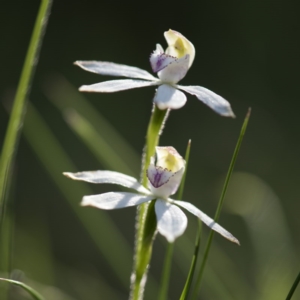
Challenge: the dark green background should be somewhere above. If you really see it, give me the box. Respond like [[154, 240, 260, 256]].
[[0, 0, 299, 299]]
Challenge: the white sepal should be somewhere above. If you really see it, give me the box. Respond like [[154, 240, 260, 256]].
[[63, 170, 150, 194], [155, 199, 187, 243], [177, 85, 235, 118], [82, 192, 154, 210], [172, 200, 240, 245], [79, 79, 159, 93], [74, 61, 158, 81], [154, 84, 187, 110]]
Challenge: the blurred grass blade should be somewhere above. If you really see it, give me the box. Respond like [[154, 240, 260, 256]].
[[177, 140, 191, 201], [179, 220, 202, 300], [22, 103, 132, 287], [225, 172, 298, 299], [175, 233, 253, 299], [0, 0, 52, 216], [158, 241, 174, 300], [43, 74, 140, 176], [63, 109, 136, 175], [0, 278, 45, 300], [158, 140, 192, 300], [286, 271, 300, 300], [192, 108, 251, 299]]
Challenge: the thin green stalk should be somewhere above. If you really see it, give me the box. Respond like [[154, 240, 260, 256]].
[[286, 271, 300, 300], [192, 108, 251, 300], [177, 140, 191, 201], [0, 278, 45, 300], [131, 105, 168, 300], [158, 243, 174, 300], [142, 105, 169, 186], [158, 140, 191, 300], [179, 220, 202, 300], [0, 0, 52, 216]]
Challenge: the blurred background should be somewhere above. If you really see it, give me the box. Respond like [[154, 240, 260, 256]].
[[0, 0, 299, 299]]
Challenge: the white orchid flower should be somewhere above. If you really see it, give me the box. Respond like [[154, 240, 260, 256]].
[[75, 29, 235, 117], [64, 147, 239, 244]]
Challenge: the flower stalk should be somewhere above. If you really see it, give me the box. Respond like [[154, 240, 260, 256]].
[[131, 105, 168, 300]]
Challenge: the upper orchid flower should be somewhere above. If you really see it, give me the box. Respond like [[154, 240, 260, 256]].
[[75, 29, 235, 117], [64, 146, 239, 244]]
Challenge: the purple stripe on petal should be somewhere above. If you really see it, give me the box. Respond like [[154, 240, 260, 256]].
[[150, 52, 178, 73], [147, 165, 174, 188]]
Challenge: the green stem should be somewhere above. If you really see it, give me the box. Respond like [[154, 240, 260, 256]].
[[0, 0, 52, 221], [191, 108, 251, 300], [286, 271, 300, 300], [131, 105, 168, 300], [142, 106, 169, 186], [179, 220, 202, 300], [0, 278, 45, 300]]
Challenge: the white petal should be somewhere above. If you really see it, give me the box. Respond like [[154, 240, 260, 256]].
[[172, 200, 240, 245], [154, 84, 187, 110], [63, 170, 150, 194], [82, 192, 154, 210], [79, 79, 159, 93], [177, 85, 235, 117], [157, 55, 190, 84], [75, 61, 158, 81], [155, 199, 187, 242]]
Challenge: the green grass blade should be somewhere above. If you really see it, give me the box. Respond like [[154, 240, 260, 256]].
[[0, 278, 45, 300], [0, 0, 52, 215], [22, 103, 132, 288], [177, 139, 191, 201], [192, 108, 251, 299], [179, 220, 202, 300], [286, 271, 300, 300], [158, 242, 174, 300], [158, 140, 192, 300]]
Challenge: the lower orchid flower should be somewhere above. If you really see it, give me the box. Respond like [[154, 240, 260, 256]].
[[75, 29, 235, 117], [63, 146, 239, 244]]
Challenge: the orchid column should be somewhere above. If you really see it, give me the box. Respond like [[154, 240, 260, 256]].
[[70, 29, 235, 300]]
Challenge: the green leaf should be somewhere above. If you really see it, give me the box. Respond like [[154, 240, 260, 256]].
[[0, 278, 45, 300]]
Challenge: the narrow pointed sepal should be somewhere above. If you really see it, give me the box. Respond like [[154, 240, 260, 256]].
[[82, 192, 155, 210], [74, 61, 158, 81], [177, 85, 235, 117], [63, 170, 150, 194], [172, 200, 240, 245], [79, 79, 159, 93]]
